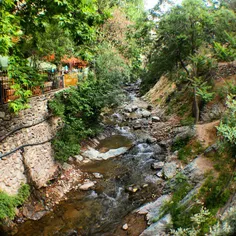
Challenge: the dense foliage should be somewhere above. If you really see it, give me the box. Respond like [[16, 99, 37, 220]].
[[1, 0, 146, 111], [141, 0, 236, 122], [49, 46, 131, 162]]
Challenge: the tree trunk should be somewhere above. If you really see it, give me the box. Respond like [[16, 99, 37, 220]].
[[193, 87, 199, 124]]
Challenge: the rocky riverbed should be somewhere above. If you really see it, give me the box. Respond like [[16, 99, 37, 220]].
[[1, 82, 216, 236]]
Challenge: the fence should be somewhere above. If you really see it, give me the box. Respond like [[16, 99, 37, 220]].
[[0, 73, 64, 104]]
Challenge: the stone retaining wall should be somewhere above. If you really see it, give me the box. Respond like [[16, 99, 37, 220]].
[[0, 91, 63, 195], [0, 150, 27, 195]]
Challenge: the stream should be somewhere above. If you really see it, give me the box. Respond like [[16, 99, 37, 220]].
[[10, 83, 166, 236]]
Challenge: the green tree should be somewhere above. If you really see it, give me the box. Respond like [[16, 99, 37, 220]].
[[0, 0, 19, 55], [142, 0, 235, 121]]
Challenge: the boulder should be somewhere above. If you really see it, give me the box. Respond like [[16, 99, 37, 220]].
[[153, 144, 163, 155], [163, 162, 177, 179], [136, 195, 171, 224], [172, 126, 196, 143], [152, 161, 164, 170], [141, 110, 151, 118], [82, 147, 129, 161], [79, 180, 95, 190], [140, 214, 172, 236]]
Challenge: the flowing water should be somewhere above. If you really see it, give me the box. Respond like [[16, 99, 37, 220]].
[[9, 84, 165, 236]]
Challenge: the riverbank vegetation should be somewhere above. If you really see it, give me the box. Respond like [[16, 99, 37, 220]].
[[1, 0, 236, 234], [0, 184, 30, 220], [140, 0, 236, 235]]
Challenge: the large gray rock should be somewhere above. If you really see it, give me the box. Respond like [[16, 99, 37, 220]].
[[136, 195, 171, 225], [153, 144, 163, 155], [182, 158, 205, 184], [152, 161, 165, 170], [163, 162, 177, 179], [201, 103, 224, 122], [79, 180, 95, 190], [141, 110, 151, 118], [82, 147, 129, 161], [140, 214, 172, 236], [172, 126, 196, 143]]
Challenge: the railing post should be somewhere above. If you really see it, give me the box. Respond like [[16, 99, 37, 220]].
[[0, 79, 3, 105]]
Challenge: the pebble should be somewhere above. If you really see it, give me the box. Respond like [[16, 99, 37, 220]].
[[122, 223, 128, 230], [156, 171, 163, 178], [93, 173, 103, 179], [152, 116, 160, 122], [142, 184, 149, 188]]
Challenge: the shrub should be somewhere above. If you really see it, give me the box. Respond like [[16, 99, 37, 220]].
[[0, 184, 30, 220], [213, 42, 235, 62], [217, 95, 236, 149], [49, 46, 131, 162]]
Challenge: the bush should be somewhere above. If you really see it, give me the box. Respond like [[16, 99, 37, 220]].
[[0, 184, 30, 220], [49, 46, 131, 162], [213, 41, 236, 62], [217, 95, 236, 149]]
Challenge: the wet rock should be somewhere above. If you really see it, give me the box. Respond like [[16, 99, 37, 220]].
[[156, 171, 163, 178], [146, 136, 157, 144], [140, 214, 172, 236], [133, 122, 142, 130], [144, 175, 163, 184], [82, 147, 129, 161], [79, 180, 95, 190], [100, 147, 129, 160], [152, 161, 164, 170], [82, 148, 100, 160], [122, 223, 128, 230], [152, 116, 160, 122], [22, 205, 47, 220], [141, 110, 151, 118], [74, 155, 83, 162], [93, 173, 103, 179], [163, 162, 177, 179], [126, 185, 140, 193]]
